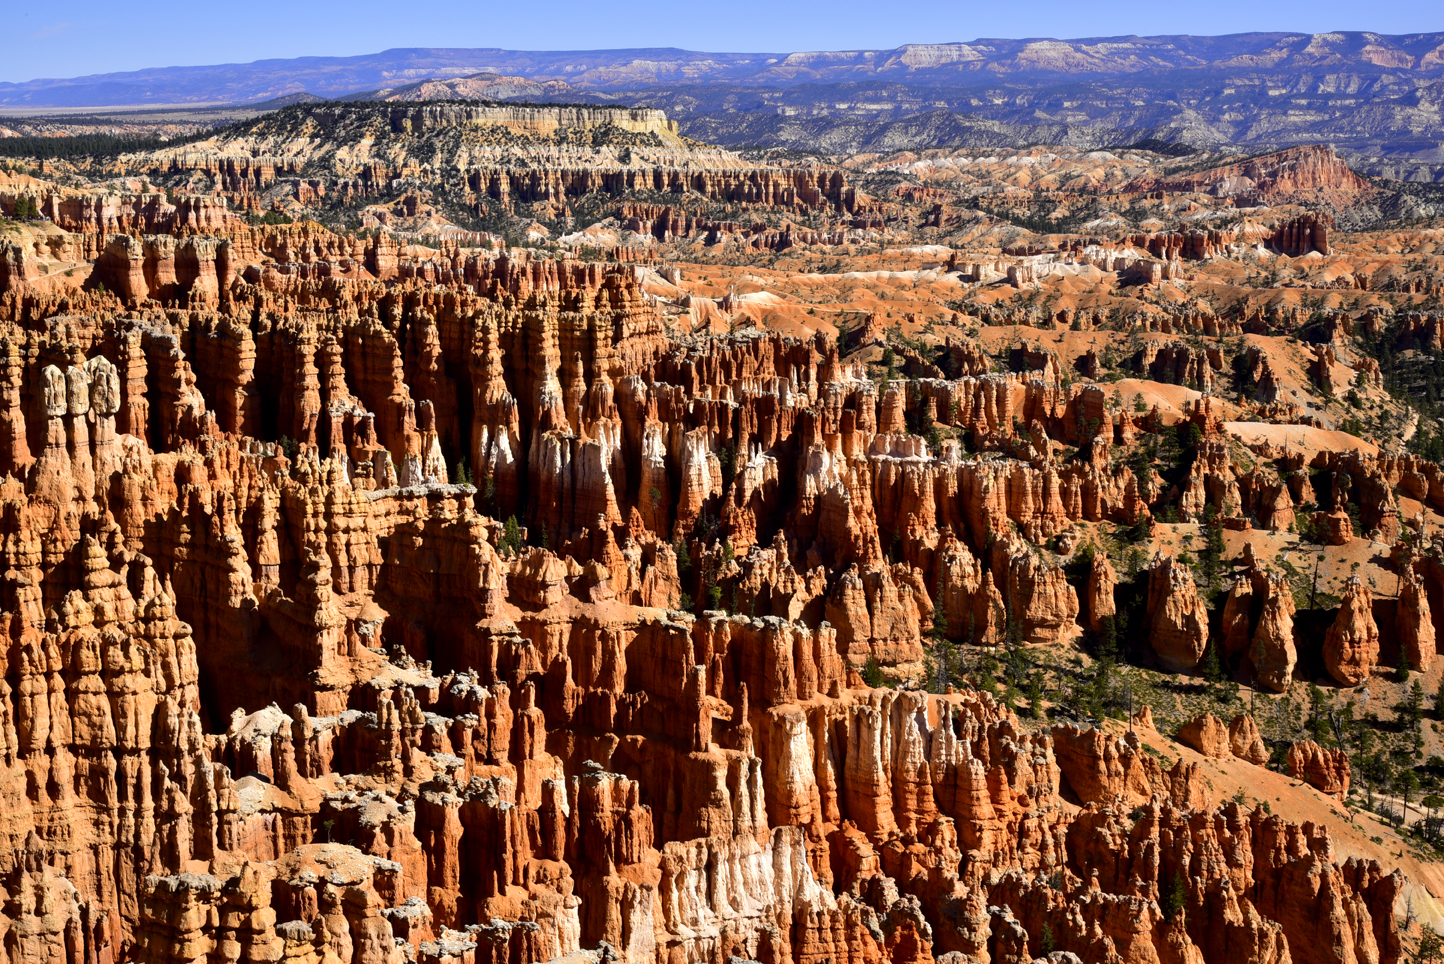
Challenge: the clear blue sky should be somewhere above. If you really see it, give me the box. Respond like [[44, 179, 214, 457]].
[[6, 0, 1442, 84]]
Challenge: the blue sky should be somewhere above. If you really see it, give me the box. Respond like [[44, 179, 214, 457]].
[[6, 0, 1442, 84]]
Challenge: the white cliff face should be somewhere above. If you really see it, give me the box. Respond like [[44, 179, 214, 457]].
[[769, 708, 818, 828], [473, 420, 517, 485], [637, 420, 671, 531], [656, 824, 832, 962], [526, 429, 624, 536], [618, 879, 657, 963], [534, 349, 568, 433], [800, 440, 846, 505], [399, 453, 425, 487], [421, 433, 449, 484], [593, 417, 628, 506], [675, 429, 722, 535]]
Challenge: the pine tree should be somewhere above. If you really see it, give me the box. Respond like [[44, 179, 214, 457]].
[[1199, 505, 1225, 594], [1162, 872, 1187, 923], [1407, 680, 1426, 725], [1185, 422, 1203, 450], [929, 566, 956, 693], [1099, 614, 1120, 665], [862, 656, 886, 689], [931, 640, 956, 694], [675, 538, 692, 579], [1397, 769, 1420, 826], [1419, 926, 1443, 964], [1039, 923, 1055, 957], [717, 444, 735, 492], [932, 602, 949, 642], [976, 654, 999, 696], [1027, 673, 1046, 720], [1202, 641, 1225, 694], [931, 565, 950, 643], [501, 516, 522, 556]]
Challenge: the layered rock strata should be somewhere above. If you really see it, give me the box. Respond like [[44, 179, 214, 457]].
[[0, 220, 1409, 964]]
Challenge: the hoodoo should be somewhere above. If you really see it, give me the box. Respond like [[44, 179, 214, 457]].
[[0, 32, 1438, 963]]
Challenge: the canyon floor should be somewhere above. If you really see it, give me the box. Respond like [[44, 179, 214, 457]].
[[0, 100, 1441, 964]]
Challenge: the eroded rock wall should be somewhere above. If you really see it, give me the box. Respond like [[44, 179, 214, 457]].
[[0, 224, 1405, 964]]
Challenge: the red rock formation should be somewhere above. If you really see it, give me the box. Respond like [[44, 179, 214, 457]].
[[1124, 145, 1369, 206], [1250, 571, 1297, 693], [1229, 713, 1269, 766], [0, 210, 1405, 964], [1396, 568, 1435, 672], [1052, 724, 1209, 809], [1085, 549, 1117, 633], [1220, 575, 1255, 659], [1146, 555, 1210, 671], [0, 240, 41, 298], [1178, 712, 1229, 758], [1288, 740, 1351, 800], [1323, 577, 1379, 686]]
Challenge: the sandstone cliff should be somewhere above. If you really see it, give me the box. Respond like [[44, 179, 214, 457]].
[[0, 206, 1412, 964]]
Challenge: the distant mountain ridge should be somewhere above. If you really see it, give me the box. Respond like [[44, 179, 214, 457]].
[[6, 34, 1444, 181], [325, 55, 1444, 181], [4, 33, 1444, 107]]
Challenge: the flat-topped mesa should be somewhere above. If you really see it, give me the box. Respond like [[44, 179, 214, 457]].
[[155, 152, 302, 192], [107, 101, 858, 216], [1052, 215, 1334, 264], [388, 102, 681, 139], [618, 202, 859, 247]]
